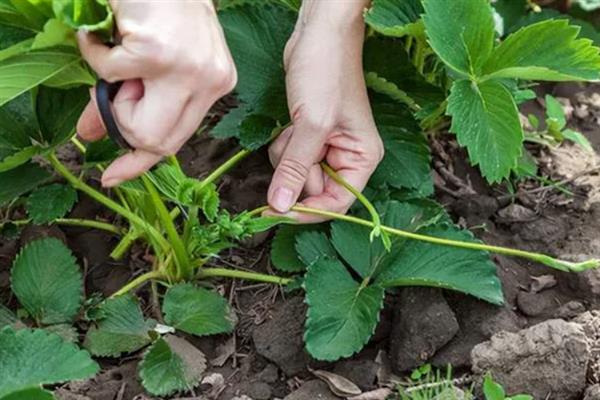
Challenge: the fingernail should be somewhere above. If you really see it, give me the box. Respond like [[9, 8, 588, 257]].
[[271, 187, 294, 212]]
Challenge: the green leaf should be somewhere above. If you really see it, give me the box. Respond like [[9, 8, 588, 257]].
[[0, 91, 40, 161], [45, 323, 78, 343], [493, 0, 527, 34], [447, 79, 523, 183], [304, 258, 385, 361], [423, 0, 496, 76], [503, 8, 600, 46], [513, 150, 538, 178], [9, 0, 52, 31], [0, 327, 99, 397], [330, 201, 446, 279], [163, 283, 235, 336], [52, 0, 113, 35], [364, 0, 424, 37], [483, 373, 506, 400], [0, 162, 50, 205], [84, 295, 154, 357], [0, 304, 17, 328], [0, 0, 40, 33], [0, 146, 40, 172], [363, 37, 445, 110], [370, 94, 432, 190], [0, 162, 50, 206], [239, 113, 277, 150], [271, 224, 319, 273], [147, 163, 220, 220], [295, 230, 337, 267], [562, 129, 594, 152], [376, 224, 503, 305], [36, 85, 89, 145], [483, 20, 600, 81], [0, 387, 55, 400], [211, 103, 249, 140], [84, 138, 120, 165], [219, 3, 294, 121], [510, 396, 533, 400], [32, 18, 76, 49], [138, 335, 207, 397], [26, 184, 78, 224], [545, 95, 566, 130], [0, 47, 91, 106], [11, 238, 82, 324]]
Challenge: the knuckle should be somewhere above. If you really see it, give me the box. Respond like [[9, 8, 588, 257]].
[[277, 158, 310, 185]]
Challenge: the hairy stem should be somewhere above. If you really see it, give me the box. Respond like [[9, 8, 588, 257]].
[[199, 122, 291, 188], [289, 205, 599, 273], [54, 218, 123, 235], [200, 149, 250, 188], [111, 270, 166, 297], [321, 163, 391, 249], [197, 267, 292, 285], [248, 204, 598, 273], [141, 175, 190, 280], [48, 153, 170, 252]]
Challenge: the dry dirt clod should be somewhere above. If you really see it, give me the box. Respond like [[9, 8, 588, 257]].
[[584, 384, 600, 400], [471, 319, 589, 400], [283, 380, 339, 400], [530, 274, 557, 293], [252, 297, 310, 376], [310, 368, 362, 397], [390, 288, 459, 373]]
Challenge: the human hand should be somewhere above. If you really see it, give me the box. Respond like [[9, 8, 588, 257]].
[[267, 1, 383, 222], [76, 0, 237, 187]]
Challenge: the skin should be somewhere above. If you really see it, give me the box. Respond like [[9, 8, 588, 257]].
[[77, 0, 382, 223]]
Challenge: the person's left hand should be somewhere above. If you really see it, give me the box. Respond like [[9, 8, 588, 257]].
[[266, 3, 383, 222]]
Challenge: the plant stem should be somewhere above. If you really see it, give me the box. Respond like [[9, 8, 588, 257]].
[[69, 136, 130, 209], [199, 122, 291, 188], [200, 149, 250, 188], [54, 218, 123, 235], [197, 267, 292, 285], [141, 175, 190, 280], [321, 162, 390, 249], [48, 153, 170, 252], [110, 229, 140, 259], [111, 270, 166, 297], [287, 205, 599, 273]]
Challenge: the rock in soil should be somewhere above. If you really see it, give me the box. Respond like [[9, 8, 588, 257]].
[[332, 359, 378, 391], [575, 311, 600, 384], [283, 380, 339, 400], [390, 288, 459, 372], [431, 295, 525, 369], [471, 319, 589, 400], [516, 289, 559, 318], [253, 296, 310, 376], [584, 384, 600, 400]]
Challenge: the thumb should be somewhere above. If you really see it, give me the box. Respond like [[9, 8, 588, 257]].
[[268, 122, 325, 212]]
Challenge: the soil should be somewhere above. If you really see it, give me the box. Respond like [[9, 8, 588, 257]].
[[2, 84, 600, 400]]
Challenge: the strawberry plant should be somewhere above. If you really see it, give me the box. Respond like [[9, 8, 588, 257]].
[[0, 0, 600, 397]]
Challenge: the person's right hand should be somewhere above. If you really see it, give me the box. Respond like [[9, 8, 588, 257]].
[[77, 0, 237, 187]]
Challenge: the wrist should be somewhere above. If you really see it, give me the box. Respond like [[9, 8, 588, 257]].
[[299, 0, 369, 31]]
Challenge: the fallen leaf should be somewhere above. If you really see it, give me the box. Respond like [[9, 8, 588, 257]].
[[311, 368, 362, 397], [211, 336, 235, 367], [348, 388, 393, 400]]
